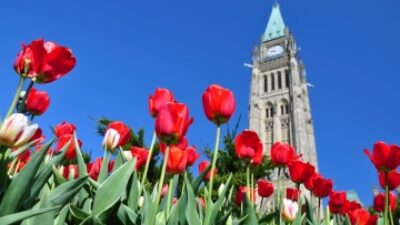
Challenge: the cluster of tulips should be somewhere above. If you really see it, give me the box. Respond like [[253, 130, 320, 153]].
[[0, 38, 398, 225]]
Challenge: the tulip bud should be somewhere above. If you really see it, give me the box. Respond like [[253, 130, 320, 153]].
[[102, 128, 120, 151], [138, 196, 145, 208], [0, 113, 39, 147], [121, 150, 133, 161], [218, 183, 226, 197], [25, 88, 50, 115], [281, 198, 299, 223], [102, 121, 131, 152], [161, 184, 169, 197], [202, 84, 236, 125]]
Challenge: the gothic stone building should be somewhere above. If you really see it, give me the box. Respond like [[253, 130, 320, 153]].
[[248, 4, 318, 210]]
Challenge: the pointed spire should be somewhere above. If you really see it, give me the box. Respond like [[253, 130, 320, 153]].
[[262, 4, 286, 42]]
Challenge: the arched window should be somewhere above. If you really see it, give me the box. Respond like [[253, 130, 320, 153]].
[[266, 103, 274, 119], [271, 73, 275, 91], [264, 75, 268, 93], [281, 99, 289, 115], [278, 71, 282, 89], [280, 105, 284, 115], [285, 70, 290, 88]]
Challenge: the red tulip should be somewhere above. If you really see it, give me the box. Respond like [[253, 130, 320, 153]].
[[87, 157, 114, 180], [166, 146, 188, 174], [198, 197, 206, 209], [14, 39, 76, 83], [234, 130, 263, 166], [155, 102, 193, 145], [288, 160, 315, 184], [103, 121, 131, 151], [198, 160, 217, 181], [286, 188, 300, 202], [257, 179, 274, 198], [328, 191, 347, 214], [8, 149, 31, 173], [130, 146, 149, 170], [342, 200, 362, 214], [312, 176, 333, 198], [159, 137, 188, 154], [202, 84, 235, 125], [348, 209, 378, 225], [304, 172, 322, 191], [235, 186, 256, 206], [55, 134, 82, 160], [61, 164, 78, 180], [364, 141, 400, 172], [373, 192, 397, 212], [25, 88, 50, 115], [186, 146, 200, 166], [149, 88, 174, 118], [54, 122, 76, 138], [379, 170, 400, 190], [270, 142, 299, 167], [161, 184, 169, 197]]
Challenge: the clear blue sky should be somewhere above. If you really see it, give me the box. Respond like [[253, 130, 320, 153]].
[[1, 0, 399, 206]]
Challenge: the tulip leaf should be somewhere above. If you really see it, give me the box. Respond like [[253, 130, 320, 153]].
[[117, 204, 138, 225], [52, 166, 68, 185], [97, 150, 111, 183], [242, 194, 258, 225], [74, 134, 88, 178], [127, 171, 140, 209], [9, 139, 39, 160], [205, 173, 232, 225], [92, 160, 135, 216], [185, 175, 202, 225], [191, 164, 210, 192], [70, 204, 91, 223], [304, 197, 317, 225], [0, 206, 59, 225], [0, 140, 53, 216], [55, 205, 70, 225], [112, 150, 125, 173]]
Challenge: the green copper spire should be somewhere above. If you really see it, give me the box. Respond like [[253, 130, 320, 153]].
[[262, 4, 286, 42]]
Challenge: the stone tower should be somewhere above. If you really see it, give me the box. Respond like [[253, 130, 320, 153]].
[[248, 4, 318, 210]]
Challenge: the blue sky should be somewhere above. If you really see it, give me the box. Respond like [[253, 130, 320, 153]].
[[1, 0, 399, 205]]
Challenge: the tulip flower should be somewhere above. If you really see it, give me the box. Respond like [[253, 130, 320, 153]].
[[234, 130, 263, 166], [235, 186, 256, 206], [312, 176, 333, 198], [87, 157, 113, 180], [364, 141, 400, 172], [186, 146, 200, 167], [342, 200, 362, 214], [304, 172, 322, 191], [270, 142, 299, 167], [373, 192, 396, 212], [379, 170, 400, 190], [0, 113, 39, 147], [25, 88, 50, 115], [54, 122, 76, 138], [198, 197, 206, 209], [281, 198, 299, 223], [159, 137, 188, 154], [161, 184, 169, 197], [102, 121, 131, 151], [166, 146, 188, 174], [155, 102, 193, 145], [55, 134, 82, 160], [257, 179, 274, 198], [149, 88, 174, 118], [130, 146, 149, 170], [286, 188, 301, 202], [288, 160, 315, 184], [348, 209, 378, 225], [14, 39, 76, 83], [8, 149, 31, 173], [199, 160, 217, 181], [202, 84, 235, 125], [61, 164, 79, 180], [218, 183, 226, 197], [328, 191, 347, 214]]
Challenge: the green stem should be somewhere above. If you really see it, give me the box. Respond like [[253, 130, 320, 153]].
[[260, 197, 264, 212], [6, 77, 25, 118], [317, 198, 321, 224], [18, 80, 34, 113], [384, 172, 389, 225], [138, 132, 157, 198], [207, 126, 221, 203], [98, 150, 111, 183], [246, 166, 251, 200], [165, 177, 174, 220], [251, 171, 255, 206]]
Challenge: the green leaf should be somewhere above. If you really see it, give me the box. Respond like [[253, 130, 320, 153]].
[[55, 205, 70, 225], [70, 204, 91, 223], [127, 171, 140, 209], [185, 175, 202, 225], [305, 197, 317, 225], [74, 134, 88, 178], [243, 194, 258, 225], [0, 140, 53, 216], [97, 150, 111, 183], [205, 174, 233, 225], [191, 164, 210, 192], [117, 204, 138, 225], [9, 139, 39, 160], [92, 160, 135, 216], [0, 206, 59, 225]]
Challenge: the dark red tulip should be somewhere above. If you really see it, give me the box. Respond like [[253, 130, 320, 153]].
[[328, 191, 347, 214], [149, 88, 174, 118], [198, 160, 217, 181], [364, 141, 400, 172], [288, 160, 315, 184], [166, 146, 188, 174], [159, 137, 188, 154], [186, 146, 200, 167], [257, 179, 274, 198], [348, 209, 378, 225], [55, 134, 82, 160], [155, 102, 193, 145], [304, 172, 322, 191], [379, 170, 400, 190], [286, 188, 300, 202], [235, 186, 256, 206], [87, 157, 114, 180], [342, 200, 362, 214], [312, 176, 333, 198], [202, 84, 235, 125], [25, 88, 50, 115], [130, 146, 149, 170], [270, 142, 299, 167], [14, 39, 76, 83], [54, 122, 76, 138], [373, 192, 396, 212], [234, 130, 263, 166]]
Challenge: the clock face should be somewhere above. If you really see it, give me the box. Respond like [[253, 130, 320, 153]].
[[266, 45, 284, 57]]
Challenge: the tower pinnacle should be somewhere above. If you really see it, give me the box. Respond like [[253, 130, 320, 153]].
[[262, 4, 286, 42]]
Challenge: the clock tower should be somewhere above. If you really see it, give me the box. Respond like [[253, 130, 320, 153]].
[[248, 4, 318, 210]]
